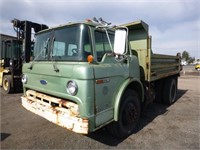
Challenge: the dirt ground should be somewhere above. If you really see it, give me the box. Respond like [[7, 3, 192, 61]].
[[1, 66, 200, 149]]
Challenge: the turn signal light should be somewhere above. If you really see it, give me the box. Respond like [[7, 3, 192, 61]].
[[87, 55, 94, 63]]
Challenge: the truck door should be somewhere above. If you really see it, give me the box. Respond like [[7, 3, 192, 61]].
[[93, 30, 129, 127]]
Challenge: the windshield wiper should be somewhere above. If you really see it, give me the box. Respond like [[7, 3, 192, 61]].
[[50, 37, 59, 72], [28, 38, 50, 69]]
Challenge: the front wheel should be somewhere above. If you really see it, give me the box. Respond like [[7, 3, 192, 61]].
[[107, 89, 141, 138], [2, 75, 13, 94]]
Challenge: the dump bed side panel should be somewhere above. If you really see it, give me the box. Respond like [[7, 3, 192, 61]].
[[148, 53, 181, 82]]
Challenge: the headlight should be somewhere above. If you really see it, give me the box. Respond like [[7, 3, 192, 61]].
[[9, 60, 13, 66], [66, 80, 78, 95], [21, 74, 28, 84]]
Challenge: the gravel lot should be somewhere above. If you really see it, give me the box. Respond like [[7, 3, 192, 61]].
[[1, 66, 200, 149]]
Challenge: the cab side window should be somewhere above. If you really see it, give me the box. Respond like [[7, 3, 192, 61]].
[[94, 31, 114, 61]]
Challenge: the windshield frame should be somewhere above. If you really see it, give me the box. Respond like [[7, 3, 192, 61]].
[[33, 24, 92, 62]]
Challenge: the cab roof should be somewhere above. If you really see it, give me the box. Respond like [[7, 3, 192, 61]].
[[36, 20, 102, 34], [37, 19, 149, 34]]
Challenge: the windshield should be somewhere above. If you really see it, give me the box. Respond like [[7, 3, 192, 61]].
[[33, 24, 91, 61]]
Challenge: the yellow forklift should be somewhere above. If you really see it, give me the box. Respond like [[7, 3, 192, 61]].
[[0, 34, 22, 93], [0, 19, 48, 94]]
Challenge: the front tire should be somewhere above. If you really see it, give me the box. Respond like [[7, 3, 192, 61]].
[[107, 89, 141, 138], [2, 75, 13, 94]]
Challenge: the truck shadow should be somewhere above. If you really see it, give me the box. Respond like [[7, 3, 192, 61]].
[[12, 86, 23, 93], [1, 133, 11, 141], [87, 89, 188, 146]]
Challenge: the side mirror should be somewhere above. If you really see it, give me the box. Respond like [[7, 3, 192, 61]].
[[114, 29, 127, 55]]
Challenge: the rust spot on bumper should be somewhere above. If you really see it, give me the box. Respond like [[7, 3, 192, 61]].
[[21, 90, 88, 134]]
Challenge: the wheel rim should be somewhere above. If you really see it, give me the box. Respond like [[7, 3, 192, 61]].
[[122, 102, 137, 128], [3, 79, 8, 91], [171, 81, 176, 103]]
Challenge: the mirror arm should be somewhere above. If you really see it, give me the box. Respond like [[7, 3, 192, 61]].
[[115, 54, 128, 63], [105, 29, 113, 51]]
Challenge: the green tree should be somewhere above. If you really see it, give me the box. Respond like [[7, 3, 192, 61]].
[[182, 51, 190, 61], [188, 57, 195, 64]]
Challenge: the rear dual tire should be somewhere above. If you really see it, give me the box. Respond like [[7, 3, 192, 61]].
[[163, 78, 177, 105], [155, 77, 177, 105]]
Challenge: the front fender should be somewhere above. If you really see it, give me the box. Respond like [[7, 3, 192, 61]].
[[113, 78, 144, 121]]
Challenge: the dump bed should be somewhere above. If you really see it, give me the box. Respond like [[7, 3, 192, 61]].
[[123, 21, 181, 82]]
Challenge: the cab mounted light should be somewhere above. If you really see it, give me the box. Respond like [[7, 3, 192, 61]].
[[85, 19, 92, 22]]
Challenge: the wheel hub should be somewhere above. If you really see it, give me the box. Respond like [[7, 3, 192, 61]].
[[123, 103, 137, 125], [3, 80, 8, 91]]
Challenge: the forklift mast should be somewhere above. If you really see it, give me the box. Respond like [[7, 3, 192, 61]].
[[11, 19, 48, 62]]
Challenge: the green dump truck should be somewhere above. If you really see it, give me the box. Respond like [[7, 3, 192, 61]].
[[21, 19, 181, 138]]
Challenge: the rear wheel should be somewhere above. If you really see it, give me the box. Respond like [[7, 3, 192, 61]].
[[2, 75, 13, 94], [163, 77, 177, 105], [107, 89, 141, 138]]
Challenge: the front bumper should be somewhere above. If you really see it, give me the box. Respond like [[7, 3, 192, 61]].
[[21, 90, 88, 134]]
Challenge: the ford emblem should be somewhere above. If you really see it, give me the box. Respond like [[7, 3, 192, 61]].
[[40, 80, 47, 85]]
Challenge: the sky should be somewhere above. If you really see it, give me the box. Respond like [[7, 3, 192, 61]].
[[0, 0, 199, 58]]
